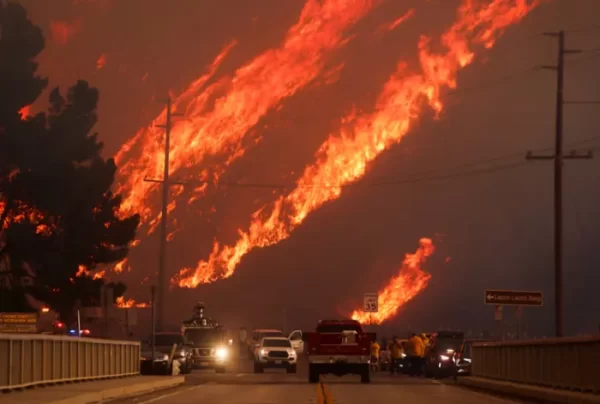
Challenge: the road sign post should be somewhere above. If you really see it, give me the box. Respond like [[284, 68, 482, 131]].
[[363, 293, 378, 325], [494, 305, 503, 321]]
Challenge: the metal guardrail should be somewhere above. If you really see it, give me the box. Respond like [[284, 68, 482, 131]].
[[471, 336, 600, 392], [0, 333, 140, 391]]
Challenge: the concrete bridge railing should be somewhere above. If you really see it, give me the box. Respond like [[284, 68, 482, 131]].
[[471, 335, 600, 393], [0, 333, 140, 391]]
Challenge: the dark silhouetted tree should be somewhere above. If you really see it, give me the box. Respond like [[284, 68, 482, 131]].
[[0, 2, 139, 322]]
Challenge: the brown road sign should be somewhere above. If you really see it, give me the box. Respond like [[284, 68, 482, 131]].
[[0, 312, 38, 333], [484, 290, 543, 306]]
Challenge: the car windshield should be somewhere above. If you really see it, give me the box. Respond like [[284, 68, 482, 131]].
[[435, 338, 463, 352], [263, 339, 291, 348], [317, 324, 361, 333], [261, 331, 282, 338], [184, 329, 222, 345], [154, 334, 184, 346]]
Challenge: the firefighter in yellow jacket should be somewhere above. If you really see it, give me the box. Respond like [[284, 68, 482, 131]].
[[370, 340, 381, 371], [405, 333, 425, 376], [389, 336, 404, 374]]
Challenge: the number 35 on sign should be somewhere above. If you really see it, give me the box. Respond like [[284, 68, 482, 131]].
[[363, 293, 378, 313]]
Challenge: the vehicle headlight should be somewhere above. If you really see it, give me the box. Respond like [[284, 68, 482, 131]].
[[440, 354, 450, 361], [401, 353, 406, 358], [216, 347, 228, 359], [288, 349, 296, 356], [446, 349, 454, 354], [463, 358, 471, 363], [154, 354, 169, 361], [260, 349, 268, 356]]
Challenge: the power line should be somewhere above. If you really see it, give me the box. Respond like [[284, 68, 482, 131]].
[[199, 135, 599, 190], [564, 24, 600, 34]]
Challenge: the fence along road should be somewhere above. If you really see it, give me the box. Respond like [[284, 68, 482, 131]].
[[0, 332, 140, 391]]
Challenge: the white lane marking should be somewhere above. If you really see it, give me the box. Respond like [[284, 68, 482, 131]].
[[429, 379, 443, 385], [236, 373, 246, 377], [138, 385, 202, 404]]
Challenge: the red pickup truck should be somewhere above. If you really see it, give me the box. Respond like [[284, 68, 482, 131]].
[[305, 319, 375, 383]]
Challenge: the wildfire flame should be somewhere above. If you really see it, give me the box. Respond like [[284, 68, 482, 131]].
[[174, 0, 540, 288], [115, 296, 149, 308], [18, 105, 31, 120], [351, 238, 435, 324], [114, 0, 379, 229], [113, 258, 129, 273]]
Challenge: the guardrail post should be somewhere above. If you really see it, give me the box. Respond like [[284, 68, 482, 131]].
[[20, 339, 24, 385], [31, 339, 35, 384], [8, 339, 13, 387]]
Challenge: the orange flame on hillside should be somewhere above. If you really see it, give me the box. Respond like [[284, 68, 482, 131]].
[[174, 0, 540, 288], [351, 238, 435, 324], [115, 296, 150, 308], [113, 258, 129, 273], [115, 0, 379, 228], [92, 270, 105, 280]]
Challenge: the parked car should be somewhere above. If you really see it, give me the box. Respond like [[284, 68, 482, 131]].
[[141, 332, 193, 374]]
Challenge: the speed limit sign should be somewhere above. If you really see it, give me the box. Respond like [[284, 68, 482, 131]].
[[363, 293, 378, 313]]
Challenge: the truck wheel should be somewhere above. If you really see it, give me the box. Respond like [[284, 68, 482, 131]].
[[287, 364, 297, 374], [360, 366, 370, 384], [308, 364, 319, 383], [216, 366, 226, 374]]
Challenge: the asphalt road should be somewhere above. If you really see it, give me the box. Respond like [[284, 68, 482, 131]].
[[113, 355, 525, 404]]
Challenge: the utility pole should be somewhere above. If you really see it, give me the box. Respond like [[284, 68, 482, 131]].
[[144, 97, 183, 331], [526, 31, 592, 338], [151, 285, 156, 359]]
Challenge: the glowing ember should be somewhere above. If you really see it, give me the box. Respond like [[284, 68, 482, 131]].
[[18, 105, 31, 120], [385, 8, 416, 32], [113, 258, 129, 273], [76, 264, 89, 277], [96, 54, 107, 69], [351, 238, 435, 324], [115, 0, 379, 228], [174, 0, 540, 288], [115, 296, 150, 308], [92, 270, 105, 280]]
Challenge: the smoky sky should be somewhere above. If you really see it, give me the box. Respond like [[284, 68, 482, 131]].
[[15, 0, 600, 337]]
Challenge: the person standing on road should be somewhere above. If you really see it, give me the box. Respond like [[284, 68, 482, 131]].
[[239, 326, 247, 355], [406, 333, 425, 376], [390, 336, 403, 375], [419, 333, 430, 371], [370, 340, 381, 372]]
